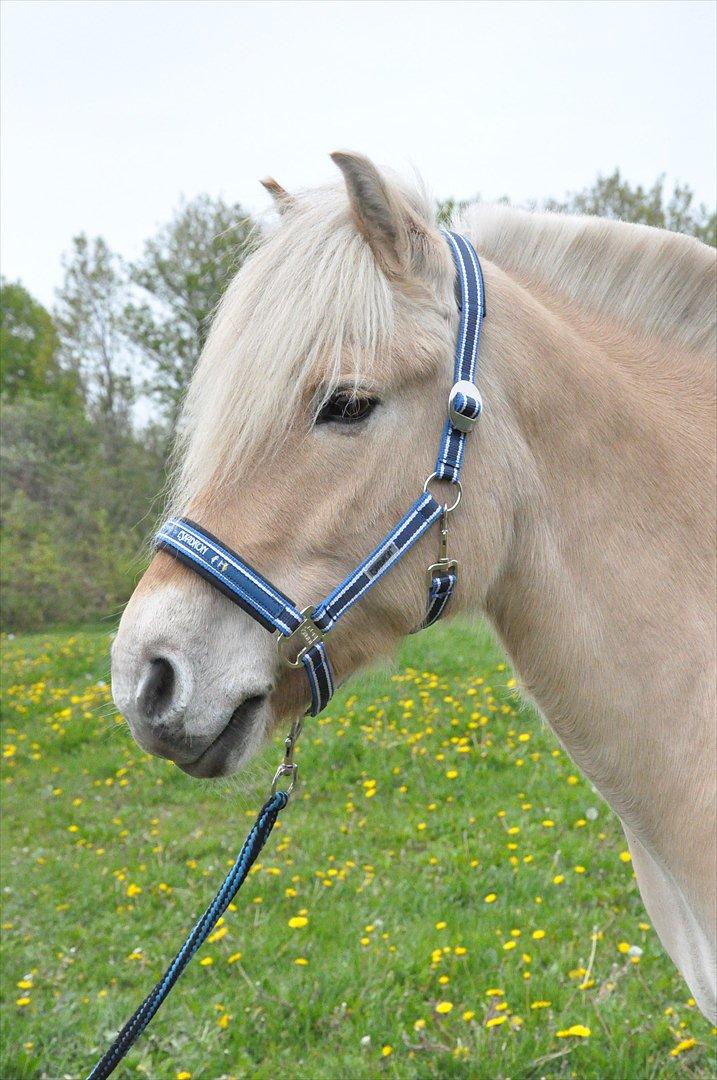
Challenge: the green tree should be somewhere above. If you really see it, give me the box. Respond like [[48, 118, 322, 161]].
[[544, 170, 716, 245], [0, 279, 79, 404], [55, 235, 135, 452], [126, 195, 256, 424]]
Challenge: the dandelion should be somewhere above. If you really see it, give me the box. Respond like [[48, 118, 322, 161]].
[[531, 1000, 551, 1009], [381, 1045, 393, 1057], [199, 956, 213, 966], [16, 997, 30, 1006], [176, 1072, 192, 1079], [435, 920, 447, 930], [484, 893, 497, 904], [227, 952, 242, 964], [671, 1038, 696, 1057], [552, 874, 565, 885], [436, 1001, 453, 1014], [126, 883, 142, 898], [532, 929, 545, 940], [294, 957, 308, 965], [288, 916, 308, 929], [413, 1018, 426, 1031], [556, 1024, 591, 1038], [217, 1013, 230, 1029], [486, 1015, 507, 1028], [619, 851, 632, 863]]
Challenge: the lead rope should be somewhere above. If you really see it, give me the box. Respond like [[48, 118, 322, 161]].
[[85, 721, 302, 1080]]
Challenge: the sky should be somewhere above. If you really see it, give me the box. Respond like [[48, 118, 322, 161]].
[[1, 0, 715, 308]]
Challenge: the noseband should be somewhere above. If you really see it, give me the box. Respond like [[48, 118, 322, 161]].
[[155, 230, 485, 717]]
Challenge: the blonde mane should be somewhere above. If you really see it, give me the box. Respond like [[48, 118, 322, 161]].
[[171, 175, 715, 513], [458, 201, 716, 354]]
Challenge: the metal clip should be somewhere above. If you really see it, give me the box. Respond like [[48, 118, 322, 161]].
[[270, 717, 303, 797], [425, 509, 458, 587], [275, 606, 325, 669]]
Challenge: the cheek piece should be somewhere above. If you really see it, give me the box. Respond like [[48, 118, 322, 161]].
[[154, 230, 485, 717]]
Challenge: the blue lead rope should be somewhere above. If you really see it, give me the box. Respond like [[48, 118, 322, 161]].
[[86, 791, 289, 1080]]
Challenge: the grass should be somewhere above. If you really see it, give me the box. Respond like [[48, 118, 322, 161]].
[[1, 621, 715, 1080]]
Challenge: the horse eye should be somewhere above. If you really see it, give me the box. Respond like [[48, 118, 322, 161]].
[[315, 391, 378, 426]]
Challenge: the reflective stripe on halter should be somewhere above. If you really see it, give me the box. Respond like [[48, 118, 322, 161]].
[[154, 230, 485, 716]]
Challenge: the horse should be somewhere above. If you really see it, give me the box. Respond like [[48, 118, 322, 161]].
[[111, 152, 717, 1021]]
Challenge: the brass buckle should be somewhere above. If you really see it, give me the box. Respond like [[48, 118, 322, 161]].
[[276, 606, 325, 668]]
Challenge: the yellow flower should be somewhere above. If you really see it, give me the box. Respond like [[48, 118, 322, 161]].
[[484, 893, 497, 904], [541, 819, 555, 828], [208, 926, 227, 943], [454, 946, 467, 956], [486, 1015, 507, 1028], [176, 1073, 192, 1080], [617, 942, 630, 954], [552, 874, 565, 885], [531, 1000, 551, 1009], [199, 956, 213, 966], [671, 1038, 696, 1057], [446, 770, 458, 780], [381, 1045, 393, 1057], [217, 1013, 230, 1029], [503, 940, 517, 951], [438, 975, 450, 985], [436, 1001, 453, 1014], [413, 1018, 426, 1031], [556, 1024, 591, 1038], [227, 952, 242, 964], [16, 996, 30, 1006], [574, 865, 586, 874], [462, 1010, 475, 1021], [288, 916, 308, 929], [435, 920, 447, 930], [485, 987, 504, 997], [294, 957, 308, 965], [17, 979, 32, 989], [126, 883, 142, 898], [532, 929, 545, 940], [619, 851, 632, 863]]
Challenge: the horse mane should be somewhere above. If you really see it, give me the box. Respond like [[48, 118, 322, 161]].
[[458, 201, 716, 355]]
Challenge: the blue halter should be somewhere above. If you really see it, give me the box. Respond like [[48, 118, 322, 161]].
[[155, 230, 485, 716]]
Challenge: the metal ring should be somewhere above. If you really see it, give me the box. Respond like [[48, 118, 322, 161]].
[[423, 472, 462, 513]]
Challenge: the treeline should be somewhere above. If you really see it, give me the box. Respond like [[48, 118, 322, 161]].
[[1, 172, 715, 631]]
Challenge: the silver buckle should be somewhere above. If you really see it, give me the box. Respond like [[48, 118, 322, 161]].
[[276, 606, 324, 668], [448, 380, 482, 433]]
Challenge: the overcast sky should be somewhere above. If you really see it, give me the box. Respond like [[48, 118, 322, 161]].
[[1, 0, 715, 307]]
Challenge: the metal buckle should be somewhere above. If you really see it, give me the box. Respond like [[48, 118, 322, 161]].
[[425, 510, 459, 586], [275, 606, 325, 668], [270, 718, 303, 796], [448, 380, 482, 433], [423, 473, 462, 513]]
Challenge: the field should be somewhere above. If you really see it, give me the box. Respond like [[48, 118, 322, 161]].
[[1, 623, 715, 1080]]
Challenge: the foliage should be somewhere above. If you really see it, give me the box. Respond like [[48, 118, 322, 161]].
[[0, 279, 79, 405], [0, 397, 163, 631], [125, 195, 256, 423], [2, 622, 715, 1078], [55, 235, 136, 455], [544, 170, 717, 246]]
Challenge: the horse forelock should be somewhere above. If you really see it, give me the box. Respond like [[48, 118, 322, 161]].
[[168, 180, 438, 515]]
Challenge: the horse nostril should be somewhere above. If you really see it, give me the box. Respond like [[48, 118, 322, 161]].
[[137, 657, 177, 721]]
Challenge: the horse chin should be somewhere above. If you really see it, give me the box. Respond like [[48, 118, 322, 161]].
[[177, 695, 273, 779]]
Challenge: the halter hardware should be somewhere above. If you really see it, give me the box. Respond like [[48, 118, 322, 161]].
[[448, 379, 483, 433], [425, 508, 458, 588], [275, 606, 325, 668]]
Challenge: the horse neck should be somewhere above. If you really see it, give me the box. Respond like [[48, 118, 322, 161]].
[[461, 258, 715, 847]]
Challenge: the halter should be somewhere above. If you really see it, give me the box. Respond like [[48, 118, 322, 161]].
[[155, 230, 485, 718]]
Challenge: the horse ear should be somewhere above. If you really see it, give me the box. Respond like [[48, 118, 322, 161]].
[[330, 150, 432, 277], [260, 177, 295, 214]]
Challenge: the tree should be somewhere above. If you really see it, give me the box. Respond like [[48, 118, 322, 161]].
[[544, 170, 716, 245], [126, 195, 257, 424], [0, 279, 79, 404], [55, 235, 135, 452]]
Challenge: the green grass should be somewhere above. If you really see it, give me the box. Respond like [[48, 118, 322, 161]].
[[1, 622, 715, 1079]]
